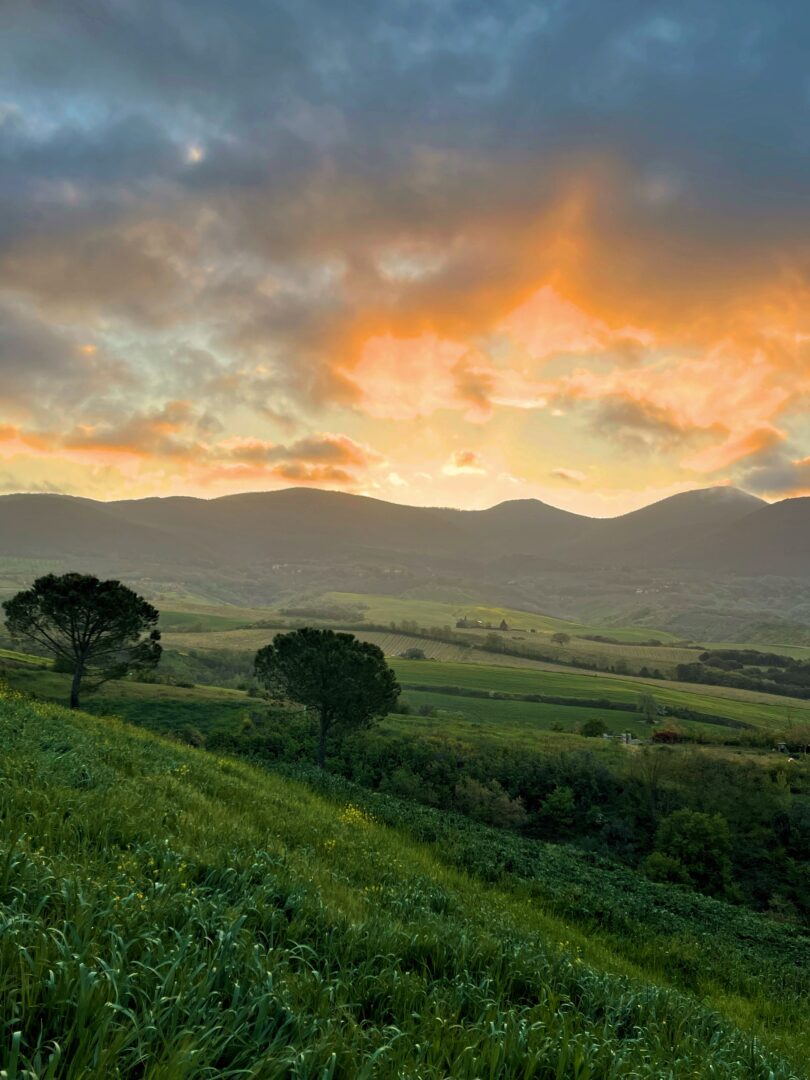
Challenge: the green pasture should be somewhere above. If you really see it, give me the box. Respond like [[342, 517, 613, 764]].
[[158, 608, 252, 632], [392, 689, 646, 741], [0, 663, 250, 738], [320, 591, 682, 643], [390, 658, 810, 733]]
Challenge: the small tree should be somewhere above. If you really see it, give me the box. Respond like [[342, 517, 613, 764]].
[[551, 632, 571, 646], [254, 628, 400, 768], [580, 717, 608, 738], [651, 809, 732, 895], [638, 691, 658, 724], [3, 572, 161, 709]]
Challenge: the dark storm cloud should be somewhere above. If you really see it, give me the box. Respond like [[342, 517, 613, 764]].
[[4, 1, 809, 238]]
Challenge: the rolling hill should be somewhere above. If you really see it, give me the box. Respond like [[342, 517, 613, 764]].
[[674, 496, 810, 577], [2, 485, 809, 630], [0, 485, 790, 577]]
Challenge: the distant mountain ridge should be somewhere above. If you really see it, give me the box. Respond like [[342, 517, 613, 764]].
[[1, 486, 806, 593]]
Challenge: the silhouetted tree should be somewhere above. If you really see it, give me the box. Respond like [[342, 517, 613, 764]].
[[254, 628, 400, 768], [3, 572, 161, 709]]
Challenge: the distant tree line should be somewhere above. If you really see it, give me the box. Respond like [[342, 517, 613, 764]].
[[677, 649, 810, 699]]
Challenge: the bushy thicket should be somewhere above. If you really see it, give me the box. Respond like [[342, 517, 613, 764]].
[[678, 649, 810, 701], [206, 711, 810, 921]]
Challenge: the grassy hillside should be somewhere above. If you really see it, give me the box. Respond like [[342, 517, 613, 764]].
[[0, 664, 252, 736], [0, 688, 807, 1078]]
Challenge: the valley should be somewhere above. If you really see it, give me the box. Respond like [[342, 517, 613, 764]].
[[2, 492, 810, 1079]]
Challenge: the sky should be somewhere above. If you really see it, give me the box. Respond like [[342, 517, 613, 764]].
[[2, 0, 810, 515]]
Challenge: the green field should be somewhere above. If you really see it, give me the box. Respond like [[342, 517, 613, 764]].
[[158, 608, 253, 632], [320, 591, 683, 643], [163, 627, 493, 664], [0, 662, 649, 749], [0, 664, 252, 738], [160, 591, 703, 677], [390, 658, 810, 733], [392, 690, 646, 740], [0, 645, 48, 667], [5, 632, 808, 744], [1, 688, 807, 1078]]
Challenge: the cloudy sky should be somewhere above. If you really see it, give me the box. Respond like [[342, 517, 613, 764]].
[[2, 0, 810, 513]]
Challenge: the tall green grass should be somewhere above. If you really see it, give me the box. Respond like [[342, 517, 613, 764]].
[[0, 688, 806, 1078]]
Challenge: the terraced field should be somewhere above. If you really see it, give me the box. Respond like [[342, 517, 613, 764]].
[[162, 626, 697, 678], [461, 626, 699, 674], [160, 592, 700, 675]]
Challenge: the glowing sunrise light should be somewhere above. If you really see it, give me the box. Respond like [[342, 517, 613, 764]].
[[2, 3, 809, 509]]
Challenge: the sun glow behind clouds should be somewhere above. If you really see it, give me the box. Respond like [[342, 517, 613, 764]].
[[1, 1, 810, 508]]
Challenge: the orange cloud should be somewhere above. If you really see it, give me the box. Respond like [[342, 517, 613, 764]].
[[0, 425, 56, 455], [499, 285, 614, 360], [442, 449, 486, 476], [682, 427, 785, 475], [346, 334, 493, 421], [4, 152, 810, 505]]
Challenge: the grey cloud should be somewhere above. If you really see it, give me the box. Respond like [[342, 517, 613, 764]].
[[0, 299, 134, 419], [588, 397, 692, 453], [3, 0, 810, 436], [740, 444, 810, 495]]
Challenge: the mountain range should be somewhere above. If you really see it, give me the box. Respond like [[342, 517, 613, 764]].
[[0, 486, 806, 599]]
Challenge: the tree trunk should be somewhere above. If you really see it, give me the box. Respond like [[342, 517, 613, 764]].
[[317, 713, 328, 769], [69, 665, 83, 710]]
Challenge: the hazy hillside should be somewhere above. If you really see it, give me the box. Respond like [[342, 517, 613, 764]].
[[0, 485, 775, 566], [435, 497, 589, 556], [675, 497, 810, 576], [558, 488, 767, 568], [1, 485, 806, 610]]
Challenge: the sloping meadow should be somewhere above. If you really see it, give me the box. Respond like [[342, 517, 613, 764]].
[[0, 688, 806, 1079]]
